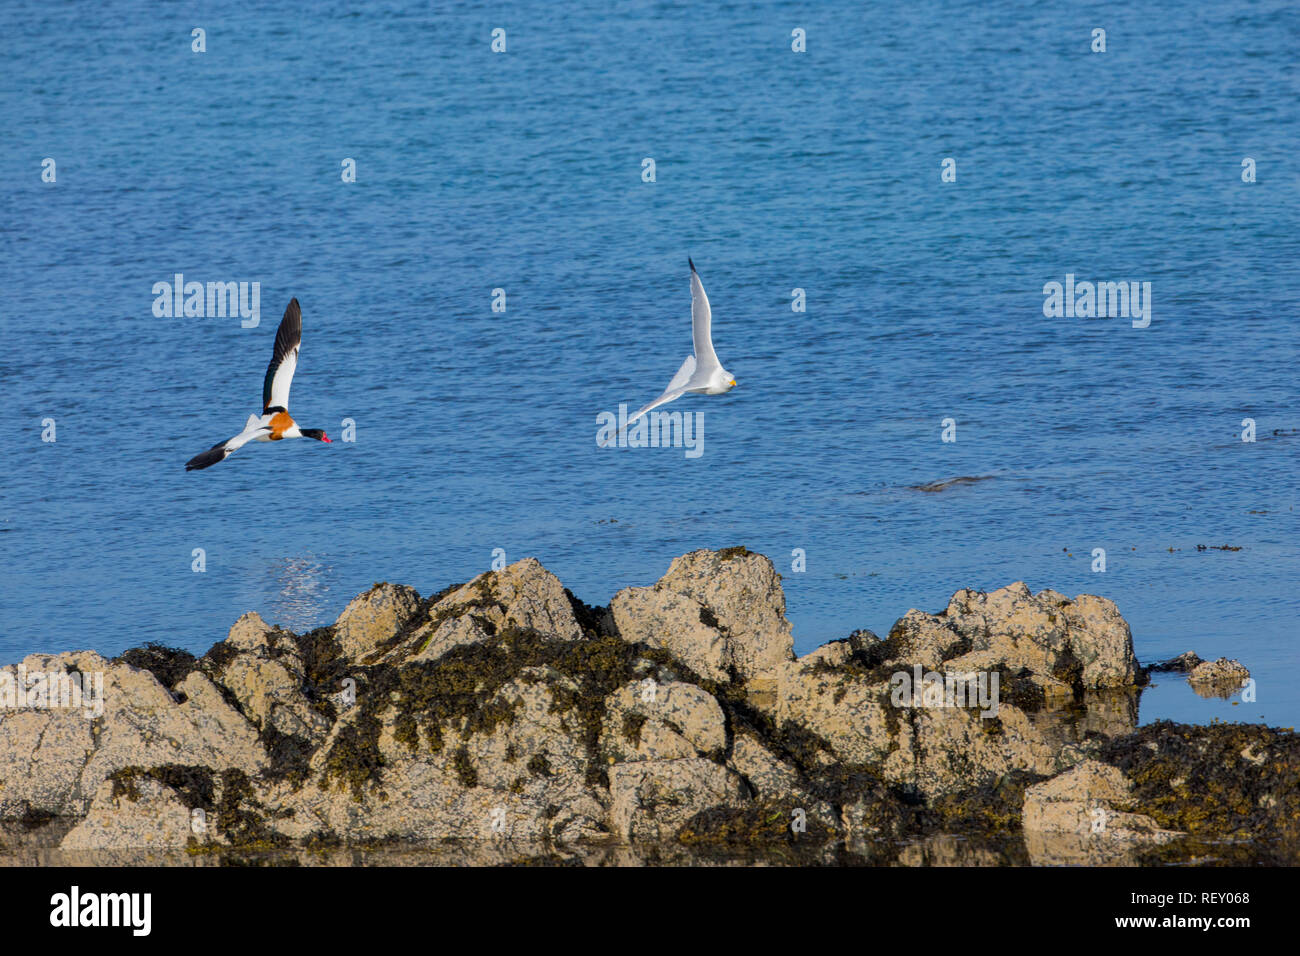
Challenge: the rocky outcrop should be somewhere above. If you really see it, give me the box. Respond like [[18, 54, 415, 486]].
[[769, 582, 1145, 796], [63, 776, 200, 851], [610, 758, 749, 841], [0, 550, 1288, 865], [1146, 650, 1250, 688], [208, 613, 332, 746], [601, 680, 726, 762], [887, 582, 1142, 694], [1020, 760, 1181, 864], [1146, 652, 1251, 701], [611, 548, 794, 685], [1187, 657, 1250, 687], [333, 584, 421, 661], [370, 558, 585, 666], [0, 650, 266, 819], [1148, 651, 1204, 673], [1100, 722, 1300, 847]]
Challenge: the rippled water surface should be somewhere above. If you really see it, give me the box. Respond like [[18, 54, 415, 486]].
[[2, 1, 1297, 727]]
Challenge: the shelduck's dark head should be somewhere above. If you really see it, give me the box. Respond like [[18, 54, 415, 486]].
[[301, 428, 332, 443]]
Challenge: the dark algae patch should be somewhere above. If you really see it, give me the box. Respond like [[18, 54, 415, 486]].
[[925, 771, 1046, 837], [526, 754, 552, 778], [109, 764, 215, 809], [259, 726, 315, 787], [291, 626, 352, 712], [320, 709, 387, 802], [213, 769, 291, 849], [114, 643, 198, 690], [564, 588, 615, 638], [17, 806, 56, 831], [678, 797, 833, 846], [107, 765, 289, 850], [453, 746, 478, 787], [1100, 721, 1300, 856], [621, 712, 647, 746], [319, 625, 683, 797]]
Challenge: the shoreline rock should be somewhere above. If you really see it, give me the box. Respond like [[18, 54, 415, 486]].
[[1187, 657, 1251, 688], [1146, 652, 1252, 702], [0, 549, 1291, 865]]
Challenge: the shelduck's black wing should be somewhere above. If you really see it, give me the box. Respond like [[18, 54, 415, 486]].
[[185, 425, 270, 471], [262, 298, 302, 413], [185, 440, 229, 471]]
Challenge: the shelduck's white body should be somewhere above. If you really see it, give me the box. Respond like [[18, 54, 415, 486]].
[[185, 298, 331, 471]]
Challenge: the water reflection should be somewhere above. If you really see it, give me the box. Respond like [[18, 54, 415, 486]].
[[3, 830, 1289, 867], [267, 554, 333, 634]]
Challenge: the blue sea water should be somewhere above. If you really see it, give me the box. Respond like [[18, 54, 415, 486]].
[[1, 1, 1296, 729]]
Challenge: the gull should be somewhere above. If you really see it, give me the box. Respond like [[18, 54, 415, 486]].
[[185, 297, 332, 471], [621, 258, 736, 431]]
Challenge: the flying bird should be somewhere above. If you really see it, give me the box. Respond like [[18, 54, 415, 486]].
[[620, 258, 736, 431], [185, 298, 332, 471]]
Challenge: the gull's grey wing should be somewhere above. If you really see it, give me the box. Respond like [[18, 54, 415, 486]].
[[622, 385, 690, 432], [664, 354, 696, 393], [689, 258, 720, 373]]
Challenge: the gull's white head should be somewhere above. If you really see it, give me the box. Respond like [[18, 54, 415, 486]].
[[707, 366, 737, 395]]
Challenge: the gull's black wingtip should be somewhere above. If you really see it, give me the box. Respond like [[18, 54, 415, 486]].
[[688, 257, 696, 273]]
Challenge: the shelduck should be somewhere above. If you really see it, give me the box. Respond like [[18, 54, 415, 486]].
[[185, 297, 331, 471]]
